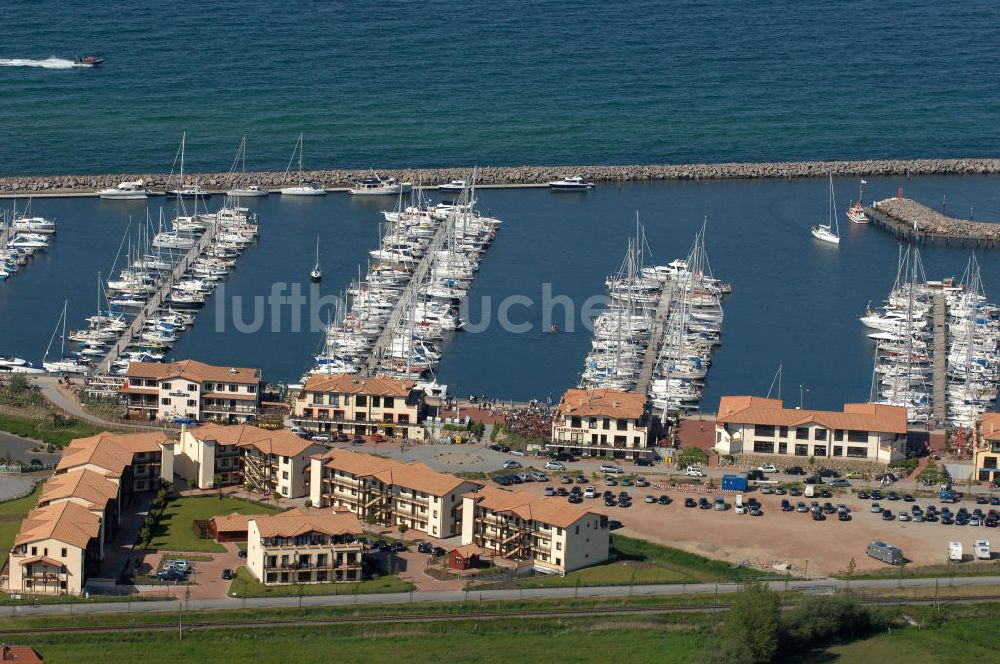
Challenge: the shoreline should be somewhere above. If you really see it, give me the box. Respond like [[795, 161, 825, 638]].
[[2, 158, 1000, 197]]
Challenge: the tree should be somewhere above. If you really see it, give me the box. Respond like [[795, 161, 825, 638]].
[[244, 482, 254, 499], [186, 478, 197, 490], [398, 523, 409, 535], [214, 475, 223, 503], [304, 499, 313, 508], [722, 581, 780, 664], [6, 373, 29, 394], [273, 491, 282, 507]]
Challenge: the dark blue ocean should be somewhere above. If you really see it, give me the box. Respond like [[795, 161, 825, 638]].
[[2, 1, 1000, 175], [1, 177, 998, 411]]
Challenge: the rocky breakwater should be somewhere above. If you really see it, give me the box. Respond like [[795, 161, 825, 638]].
[[4, 158, 1000, 195], [870, 197, 1000, 244]]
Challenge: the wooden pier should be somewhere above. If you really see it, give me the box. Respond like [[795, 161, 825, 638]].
[[96, 223, 218, 374], [866, 198, 1000, 248], [636, 279, 674, 397], [364, 218, 452, 375], [931, 290, 947, 425]]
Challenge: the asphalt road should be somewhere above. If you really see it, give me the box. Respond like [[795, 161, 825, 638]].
[[9, 574, 1000, 617]]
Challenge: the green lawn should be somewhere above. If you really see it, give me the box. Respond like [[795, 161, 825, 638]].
[[0, 413, 107, 447], [816, 615, 1000, 663], [22, 618, 702, 664], [518, 534, 782, 589], [848, 559, 1000, 581], [146, 496, 278, 553], [230, 566, 414, 597], [0, 484, 42, 569]]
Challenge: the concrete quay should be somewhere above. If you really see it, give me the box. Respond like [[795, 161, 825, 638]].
[[5, 157, 1000, 197], [867, 197, 1000, 248]]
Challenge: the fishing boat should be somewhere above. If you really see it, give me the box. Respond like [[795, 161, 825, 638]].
[[349, 174, 412, 196], [846, 179, 869, 224], [97, 179, 150, 200], [279, 133, 326, 196], [310, 236, 322, 283], [547, 176, 594, 191], [225, 136, 269, 197], [810, 175, 841, 245]]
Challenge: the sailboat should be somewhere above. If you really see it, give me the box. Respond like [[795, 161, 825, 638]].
[[225, 135, 269, 197], [810, 174, 841, 245], [166, 133, 211, 199], [280, 133, 326, 196], [846, 178, 868, 224], [42, 301, 90, 373], [310, 236, 322, 283]]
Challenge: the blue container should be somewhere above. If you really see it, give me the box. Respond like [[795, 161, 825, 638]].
[[722, 474, 749, 492]]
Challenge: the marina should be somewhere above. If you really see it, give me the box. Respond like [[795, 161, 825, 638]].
[[0, 202, 57, 284], [0, 176, 998, 415]]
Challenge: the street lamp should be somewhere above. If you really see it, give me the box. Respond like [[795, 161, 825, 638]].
[[799, 385, 810, 410]]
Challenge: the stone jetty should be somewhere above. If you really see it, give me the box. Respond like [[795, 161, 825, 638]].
[[867, 197, 1000, 248], [4, 157, 1000, 196]]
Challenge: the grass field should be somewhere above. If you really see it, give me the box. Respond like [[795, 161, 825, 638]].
[[517, 534, 781, 589], [0, 484, 42, 569], [0, 413, 106, 447], [230, 566, 414, 597], [848, 559, 1000, 580], [146, 496, 278, 553], [18, 617, 703, 663], [816, 615, 1000, 663]]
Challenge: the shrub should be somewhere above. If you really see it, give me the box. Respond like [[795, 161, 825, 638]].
[[676, 447, 709, 468], [781, 594, 891, 647], [722, 582, 780, 663]]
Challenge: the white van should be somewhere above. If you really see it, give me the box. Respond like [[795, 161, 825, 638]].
[[804, 484, 816, 498], [948, 541, 963, 562], [974, 539, 991, 560], [734, 494, 746, 515]]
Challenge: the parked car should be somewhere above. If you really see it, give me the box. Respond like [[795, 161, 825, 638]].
[[530, 471, 548, 482], [635, 477, 649, 487], [544, 461, 565, 471], [560, 474, 573, 484], [713, 497, 727, 511], [544, 487, 555, 497], [604, 477, 618, 487], [516, 472, 532, 483], [644, 495, 656, 504], [620, 477, 633, 487], [568, 494, 583, 504], [584, 486, 598, 499], [903, 494, 915, 502], [898, 511, 911, 522], [818, 468, 840, 478], [887, 491, 900, 501], [698, 497, 711, 509], [758, 464, 777, 473], [746, 470, 766, 481], [511, 449, 525, 457], [601, 464, 624, 474], [502, 460, 522, 469], [796, 501, 808, 513], [556, 487, 569, 497], [310, 434, 332, 443], [828, 479, 851, 488], [870, 502, 882, 513], [784, 466, 805, 475], [812, 511, 826, 521], [760, 485, 773, 495], [685, 466, 706, 477], [857, 491, 870, 500], [576, 475, 587, 484], [882, 510, 895, 521], [780, 499, 792, 512], [789, 488, 803, 497], [417, 542, 434, 554], [684, 497, 697, 508], [838, 511, 852, 522], [749, 506, 763, 517], [658, 495, 671, 505], [635, 458, 654, 467]]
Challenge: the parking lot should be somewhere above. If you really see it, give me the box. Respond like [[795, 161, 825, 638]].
[[506, 472, 1000, 577]]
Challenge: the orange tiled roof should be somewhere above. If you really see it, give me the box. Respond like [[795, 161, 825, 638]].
[[0, 646, 44, 663], [319, 448, 476, 496], [209, 512, 254, 533], [57, 431, 170, 477], [40, 468, 119, 511], [983, 413, 1000, 442], [14, 501, 101, 549], [716, 396, 908, 435], [465, 486, 602, 529], [302, 373, 414, 398], [252, 507, 363, 538], [125, 359, 260, 385], [557, 388, 645, 420], [189, 423, 319, 457]]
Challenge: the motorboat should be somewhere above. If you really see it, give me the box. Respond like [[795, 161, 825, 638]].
[[98, 180, 150, 200], [8, 233, 49, 249], [12, 215, 56, 234], [74, 55, 104, 66], [846, 202, 868, 224], [547, 176, 594, 191], [226, 184, 269, 197], [349, 174, 412, 196], [438, 180, 467, 192]]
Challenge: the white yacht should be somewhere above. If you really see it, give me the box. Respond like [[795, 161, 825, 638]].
[[280, 133, 326, 196], [98, 180, 150, 200], [227, 184, 269, 197], [438, 180, 467, 192], [810, 174, 841, 245], [12, 213, 56, 234], [547, 175, 594, 191], [349, 174, 412, 196], [166, 185, 212, 199], [225, 136, 270, 197]]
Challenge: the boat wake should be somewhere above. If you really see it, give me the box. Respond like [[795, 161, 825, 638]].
[[0, 57, 79, 69]]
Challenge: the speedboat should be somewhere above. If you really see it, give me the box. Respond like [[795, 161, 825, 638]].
[[349, 174, 412, 196], [8, 233, 49, 249], [226, 184, 269, 197], [438, 180, 467, 192], [74, 55, 104, 66], [846, 201, 868, 224], [98, 180, 150, 200], [547, 176, 593, 191]]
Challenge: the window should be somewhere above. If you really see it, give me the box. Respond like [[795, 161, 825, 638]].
[[779, 426, 788, 438], [229, 384, 238, 392], [282, 471, 289, 479], [754, 425, 775, 437], [162, 382, 171, 390], [794, 444, 808, 456], [616, 419, 627, 431], [61, 548, 67, 557], [247, 385, 257, 394], [778, 442, 787, 455], [31, 546, 37, 556], [383, 396, 394, 408], [187, 399, 196, 407], [556, 542, 562, 550], [753, 441, 774, 454], [834, 430, 844, 441], [795, 427, 809, 440], [327, 393, 339, 406], [372, 396, 381, 408], [813, 445, 827, 457], [833, 446, 843, 457], [814, 428, 827, 440], [603, 419, 610, 430], [846, 446, 868, 458], [571, 416, 581, 428], [847, 430, 868, 443], [356, 395, 367, 407], [161, 398, 171, 405], [281, 487, 288, 496], [187, 384, 197, 391], [398, 414, 409, 424], [555, 558, 562, 566]]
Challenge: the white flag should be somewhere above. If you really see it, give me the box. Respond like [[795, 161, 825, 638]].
[[860, 179, 868, 184]]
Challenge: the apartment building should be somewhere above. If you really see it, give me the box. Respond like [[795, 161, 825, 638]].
[[175, 424, 325, 498], [246, 507, 364, 586], [714, 396, 908, 464], [549, 388, 649, 460], [461, 486, 609, 574], [310, 449, 479, 538], [120, 359, 261, 424], [55, 431, 175, 500], [37, 468, 121, 542], [291, 374, 426, 441], [974, 412, 1000, 483], [6, 501, 103, 595]]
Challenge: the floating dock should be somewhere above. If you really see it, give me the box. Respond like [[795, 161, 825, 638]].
[[866, 198, 1000, 248], [931, 290, 947, 425], [636, 279, 674, 397]]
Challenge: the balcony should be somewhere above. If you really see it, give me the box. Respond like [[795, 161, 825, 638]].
[[202, 403, 259, 415]]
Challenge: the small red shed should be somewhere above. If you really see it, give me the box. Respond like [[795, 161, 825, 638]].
[[447, 544, 483, 570]]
